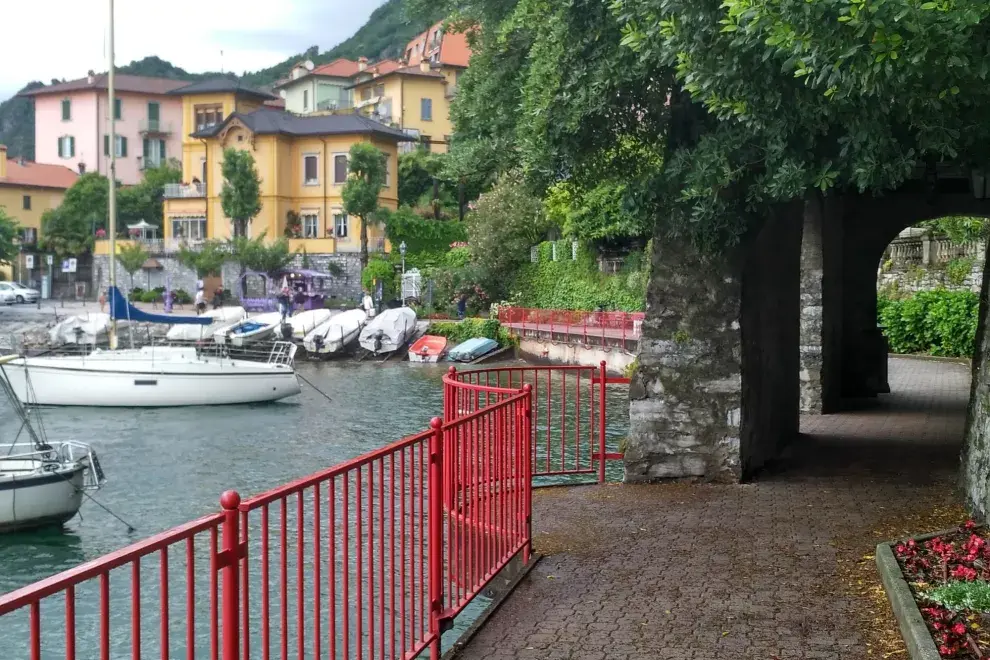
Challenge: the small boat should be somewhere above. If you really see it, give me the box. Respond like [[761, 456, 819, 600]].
[[359, 307, 418, 355], [408, 335, 448, 363], [215, 312, 282, 347], [49, 313, 129, 345], [166, 307, 246, 342], [447, 337, 500, 363], [303, 309, 367, 355], [287, 309, 333, 341], [0, 356, 106, 532]]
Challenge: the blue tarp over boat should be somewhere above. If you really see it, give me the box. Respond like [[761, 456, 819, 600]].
[[108, 287, 211, 325], [447, 337, 499, 362]]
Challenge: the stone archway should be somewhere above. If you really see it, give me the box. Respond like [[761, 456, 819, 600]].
[[626, 181, 990, 485]]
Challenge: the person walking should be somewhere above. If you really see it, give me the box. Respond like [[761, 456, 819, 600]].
[[456, 293, 468, 320], [277, 286, 293, 322], [212, 286, 223, 310], [362, 289, 376, 319], [194, 288, 206, 315]]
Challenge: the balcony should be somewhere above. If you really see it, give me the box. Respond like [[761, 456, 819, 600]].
[[139, 119, 173, 135], [163, 183, 206, 199], [93, 238, 205, 256], [315, 98, 354, 113]]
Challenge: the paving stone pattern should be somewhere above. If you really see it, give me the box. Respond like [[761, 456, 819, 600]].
[[456, 357, 970, 660]]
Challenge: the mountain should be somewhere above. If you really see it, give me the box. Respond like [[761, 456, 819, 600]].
[[0, 0, 443, 161]]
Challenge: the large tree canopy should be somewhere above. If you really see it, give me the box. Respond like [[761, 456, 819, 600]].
[[425, 0, 990, 250]]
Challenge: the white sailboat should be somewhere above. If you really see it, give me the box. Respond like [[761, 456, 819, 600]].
[[0, 0, 302, 408], [0, 357, 106, 532], [303, 309, 367, 355]]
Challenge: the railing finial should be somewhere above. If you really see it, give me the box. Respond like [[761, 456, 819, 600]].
[[220, 490, 241, 510]]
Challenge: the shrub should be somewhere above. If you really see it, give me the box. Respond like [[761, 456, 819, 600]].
[[173, 289, 192, 305], [878, 289, 979, 357], [362, 258, 397, 299], [140, 290, 160, 303], [428, 319, 516, 348], [383, 205, 467, 253], [924, 580, 990, 612], [945, 257, 975, 287], [130, 287, 144, 298]]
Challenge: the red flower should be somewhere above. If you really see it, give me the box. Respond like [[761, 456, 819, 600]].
[[951, 565, 977, 581], [951, 623, 967, 636]]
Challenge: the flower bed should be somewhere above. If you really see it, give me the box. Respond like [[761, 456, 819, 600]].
[[891, 521, 990, 658]]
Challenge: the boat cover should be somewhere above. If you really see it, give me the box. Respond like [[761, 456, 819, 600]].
[[108, 287, 210, 325], [448, 337, 499, 362]]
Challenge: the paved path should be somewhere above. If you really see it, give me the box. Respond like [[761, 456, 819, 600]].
[[456, 357, 971, 659]]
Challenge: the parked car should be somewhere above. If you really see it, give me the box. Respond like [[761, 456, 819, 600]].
[[0, 282, 39, 304], [0, 283, 14, 305]]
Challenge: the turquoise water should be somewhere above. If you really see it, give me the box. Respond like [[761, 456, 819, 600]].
[[0, 359, 629, 658]]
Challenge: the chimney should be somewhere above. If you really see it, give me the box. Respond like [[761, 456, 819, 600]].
[[0, 145, 6, 179], [87, 70, 96, 84], [358, 57, 368, 72], [419, 59, 431, 73]]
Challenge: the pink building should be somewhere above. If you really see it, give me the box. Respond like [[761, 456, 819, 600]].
[[23, 72, 186, 185]]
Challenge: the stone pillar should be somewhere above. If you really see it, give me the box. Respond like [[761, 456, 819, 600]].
[[799, 198, 825, 414], [626, 203, 803, 483]]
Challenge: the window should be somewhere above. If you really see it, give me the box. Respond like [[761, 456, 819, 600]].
[[303, 154, 319, 185], [333, 154, 348, 184], [143, 138, 166, 167], [21, 228, 37, 245], [361, 88, 372, 102], [113, 98, 122, 120], [420, 135, 432, 152], [22, 195, 31, 210], [302, 213, 320, 238], [194, 105, 224, 132], [334, 212, 348, 239], [57, 136, 75, 158], [171, 217, 207, 240], [104, 135, 128, 157], [61, 99, 71, 121], [147, 102, 160, 130], [421, 98, 433, 121], [303, 90, 309, 111]]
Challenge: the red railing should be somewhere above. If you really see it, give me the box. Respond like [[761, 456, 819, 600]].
[[496, 306, 646, 347], [444, 362, 628, 484], [0, 388, 533, 660]]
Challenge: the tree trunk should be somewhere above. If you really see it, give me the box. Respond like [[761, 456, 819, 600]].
[[360, 215, 369, 268]]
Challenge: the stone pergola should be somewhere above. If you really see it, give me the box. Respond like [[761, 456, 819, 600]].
[[625, 171, 990, 508]]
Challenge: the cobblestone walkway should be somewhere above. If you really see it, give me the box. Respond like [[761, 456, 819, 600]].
[[455, 357, 971, 660]]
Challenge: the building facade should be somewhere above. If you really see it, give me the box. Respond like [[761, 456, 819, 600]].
[[0, 145, 77, 281], [24, 72, 186, 185], [276, 59, 362, 114]]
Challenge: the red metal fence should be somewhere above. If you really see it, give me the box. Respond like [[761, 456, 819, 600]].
[[444, 363, 628, 484], [0, 388, 533, 660], [497, 306, 646, 347]]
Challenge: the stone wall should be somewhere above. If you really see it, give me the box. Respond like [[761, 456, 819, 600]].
[[877, 258, 984, 294], [92, 252, 364, 301]]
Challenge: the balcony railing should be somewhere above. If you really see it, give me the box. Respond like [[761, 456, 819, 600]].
[[163, 182, 206, 199], [315, 98, 354, 112], [138, 119, 173, 134]]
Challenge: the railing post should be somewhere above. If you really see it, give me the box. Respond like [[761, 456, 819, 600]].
[[220, 491, 241, 660], [428, 417, 445, 660], [444, 366, 457, 423], [521, 385, 533, 563], [598, 361, 607, 484]]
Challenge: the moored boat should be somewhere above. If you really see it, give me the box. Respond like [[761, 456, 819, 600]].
[[167, 307, 246, 343], [447, 337, 500, 363], [49, 313, 129, 345], [408, 335, 447, 363], [215, 312, 282, 347], [359, 307, 418, 355], [303, 309, 367, 355], [287, 309, 333, 341]]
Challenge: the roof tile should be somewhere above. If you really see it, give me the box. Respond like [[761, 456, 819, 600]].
[[0, 157, 78, 190], [22, 74, 189, 97]]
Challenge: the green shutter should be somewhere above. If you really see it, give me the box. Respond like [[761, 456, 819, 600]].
[[159, 139, 166, 161], [61, 99, 70, 120], [104, 135, 110, 156], [69, 136, 75, 157], [120, 137, 127, 158], [148, 102, 160, 121], [114, 99, 121, 120], [143, 138, 150, 160], [57, 137, 62, 158]]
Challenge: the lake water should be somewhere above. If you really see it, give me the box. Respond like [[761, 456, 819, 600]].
[[0, 358, 629, 658]]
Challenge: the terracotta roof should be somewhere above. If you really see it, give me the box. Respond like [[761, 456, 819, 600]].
[[312, 58, 361, 78], [438, 31, 472, 68], [347, 65, 446, 89], [21, 73, 189, 97], [404, 23, 472, 68], [360, 59, 402, 78], [191, 107, 414, 142], [0, 157, 78, 190]]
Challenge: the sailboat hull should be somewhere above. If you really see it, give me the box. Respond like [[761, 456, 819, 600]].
[[0, 464, 86, 532], [0, 352, 301, 407]]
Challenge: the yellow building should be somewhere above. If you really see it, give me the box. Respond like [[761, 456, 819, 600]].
[[0, 145, 77, 280], [350, 60, 461, 153], [159, 79, 409, 254]]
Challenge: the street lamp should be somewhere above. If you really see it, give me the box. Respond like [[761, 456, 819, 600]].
[[399, 241, 407, 275]]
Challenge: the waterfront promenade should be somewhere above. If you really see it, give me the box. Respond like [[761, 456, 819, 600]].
[[457, 357, 970, 659]]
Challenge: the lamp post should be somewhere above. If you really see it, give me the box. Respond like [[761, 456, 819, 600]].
[[400, 241, 407, 275]]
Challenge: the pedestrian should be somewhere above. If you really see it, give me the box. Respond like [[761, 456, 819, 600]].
[[194, 288, 206, 315], [99, 290, 107, 313], [212, 286, 223, 310], [456, 293, 468, 320], [362, 289, 376, 319], [277, 286, 293, 322]]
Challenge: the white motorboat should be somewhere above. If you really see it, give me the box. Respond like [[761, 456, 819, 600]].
[[303, 309, 367, 355], [359, 307, 418, 355], [49, 313, 130, 345], [0, 357, 106, 531], [215, 312, 282, 347], [167, 307, 246, 342], [287, 309, 332, 340], [0, 343, 301, 407]]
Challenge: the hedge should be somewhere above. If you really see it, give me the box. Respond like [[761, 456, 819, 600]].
[[428, 319, 516, 348], [878, 289, 979, 358]]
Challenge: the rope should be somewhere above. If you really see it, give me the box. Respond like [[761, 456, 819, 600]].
[[296, 371, 332, 402]]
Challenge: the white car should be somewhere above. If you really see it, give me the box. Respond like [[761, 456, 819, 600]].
[[0, 282, 39, 304]]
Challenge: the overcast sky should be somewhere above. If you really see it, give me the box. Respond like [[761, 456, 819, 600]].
[[0, 0, 387, 102]]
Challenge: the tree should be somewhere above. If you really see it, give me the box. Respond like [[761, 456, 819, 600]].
[[177, 241, 229, 278], [0, 208, 21, 266], [342, 143, 388, 267], [219, 149, 262, 238], [227, 233, 297, 295], [116, 242, 149, 291], [118, 161, 182, 230]]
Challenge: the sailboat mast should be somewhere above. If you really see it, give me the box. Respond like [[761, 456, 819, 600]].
[[107, 0, 118, 349]]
